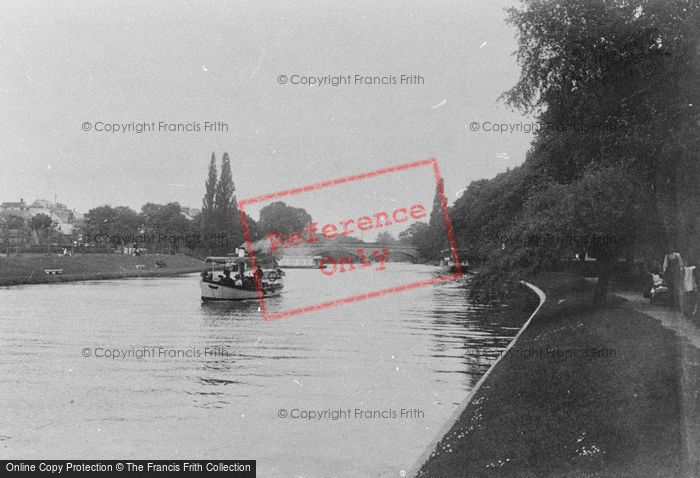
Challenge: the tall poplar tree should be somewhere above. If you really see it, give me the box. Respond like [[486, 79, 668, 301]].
[[214, 152, 242, 248], [427, 179, 449, 260], [201, 152, 217, 238]]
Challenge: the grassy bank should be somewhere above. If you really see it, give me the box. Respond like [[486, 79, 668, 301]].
[[0, 253, 206, 286], [417, 272, 694, 477]]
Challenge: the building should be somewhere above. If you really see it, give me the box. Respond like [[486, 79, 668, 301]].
[[27, 199, 78, 235], [1, 197, 84, 246], [1, 198, 29, 214], [0, 199, 32, 227]]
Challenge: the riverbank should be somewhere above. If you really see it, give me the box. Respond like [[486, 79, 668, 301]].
[[416, 272, 697, 477], [0, 253, 205, 286]]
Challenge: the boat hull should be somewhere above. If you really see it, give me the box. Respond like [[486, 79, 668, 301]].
[[200, 280, 283, 301], [439, 263, 469, 274]]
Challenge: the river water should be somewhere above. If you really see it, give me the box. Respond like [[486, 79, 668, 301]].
[[0, 264, 531, 476]]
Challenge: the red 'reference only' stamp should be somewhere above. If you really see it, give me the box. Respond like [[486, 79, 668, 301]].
[[238, 158, 462, 320]]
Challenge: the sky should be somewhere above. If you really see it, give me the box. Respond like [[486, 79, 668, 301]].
[[0, 0, 534, 231]]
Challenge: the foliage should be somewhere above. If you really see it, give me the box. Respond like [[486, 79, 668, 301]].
[[6, 215, 26, 230], [452, 164, 533, 260], [376, 231, 398, 246], [398, 222, 429, 244], [257, 202, 313, 237], [79, 152, 300, 255], [85, 205, 139, 242], [398, 221, 434, 260], [29, 213, 55, 232], [461, 0, 700, 303], [402, 179, 453, 261], [141, 202, 191, 248], [213, 152, 243, 248], [29, 213, 57, 247], [201, 152, 217, 236]]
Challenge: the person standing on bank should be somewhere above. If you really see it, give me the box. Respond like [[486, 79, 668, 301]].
[[682, 262, 697, 317], [663, 250, 685, 312]]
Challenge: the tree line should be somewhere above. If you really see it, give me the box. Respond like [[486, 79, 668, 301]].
[[417, 0, 700, 304], [80, 153, 320, 255]]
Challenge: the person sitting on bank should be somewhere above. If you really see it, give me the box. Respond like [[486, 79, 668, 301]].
[[642, 261, 657, 298]]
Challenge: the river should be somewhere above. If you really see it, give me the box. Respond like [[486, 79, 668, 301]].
[[0, 264, 530, 476]]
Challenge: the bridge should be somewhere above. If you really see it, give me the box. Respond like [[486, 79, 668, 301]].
[[279, 242, 420, 262]]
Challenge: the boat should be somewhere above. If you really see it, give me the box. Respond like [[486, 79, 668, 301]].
[[438, 248, 469, 273], [200, 253, 285, 301], [277, 254, 327, 269]]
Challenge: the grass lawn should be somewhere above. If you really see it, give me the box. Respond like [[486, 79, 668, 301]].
[[417, 272, 696, 477], [0, 253, 205, 286]]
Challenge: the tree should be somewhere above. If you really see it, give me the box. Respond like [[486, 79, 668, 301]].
[[451, 165, 533, 261], [515, 165, 636, 303], [399, 222, 429, 244], [6, 215, 25, 230], [257, 202, 313, 237], [466, 0, 700, 303], [1, 215, 27, 249], [141, 202, 191, 253], [240, 212, 259, 243], [85, 205, 117, 239], [201, 152, 217, 238], [503, 0, 700, 259], [413, 178, 451, 261], [30, 213, 56, 251], [398, 221, 433, 260], [85, 205, 140, 248], [112, 206, 141, 240], [30, 213, 54, 234], [376, 231, 398, 246], [214, 152, 235, 230], [213, 152, 243, 249]]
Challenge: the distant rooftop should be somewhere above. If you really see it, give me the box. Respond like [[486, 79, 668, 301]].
[[1, 199, 27, 209]]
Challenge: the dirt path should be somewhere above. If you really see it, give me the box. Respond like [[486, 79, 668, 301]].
[[615, 290, 700, 350], [615, 288, 700, 477]]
